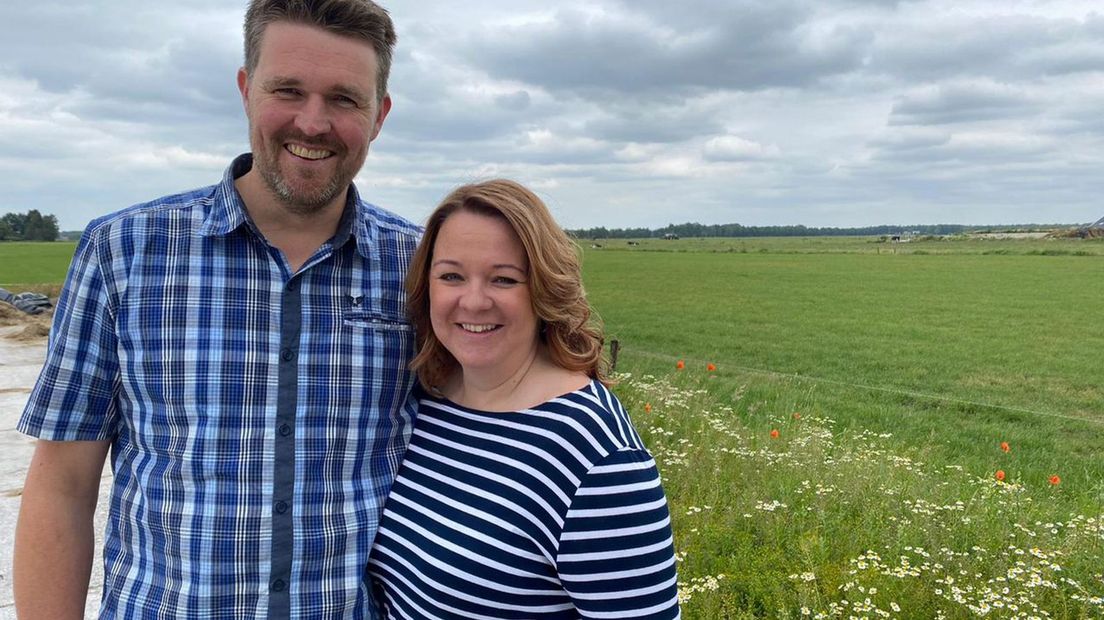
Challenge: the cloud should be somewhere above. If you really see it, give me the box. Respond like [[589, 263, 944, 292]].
[[889, 80, 1040, 125], [458, 2, 871, 97], [703, 135, 781, 161]]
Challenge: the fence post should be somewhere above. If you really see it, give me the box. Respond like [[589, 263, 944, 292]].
[[609, 339, 620, 372]]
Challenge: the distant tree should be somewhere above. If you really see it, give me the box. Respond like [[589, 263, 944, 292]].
[[567, 221, 1000, 240], [1, 212, 26, 240], [25, 210, 60, 241], [0, 210, 60, 241]]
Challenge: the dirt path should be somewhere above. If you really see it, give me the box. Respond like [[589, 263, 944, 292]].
[[0, 324, 110, 619]]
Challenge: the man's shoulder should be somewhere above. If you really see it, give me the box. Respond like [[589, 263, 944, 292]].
[[353, 198, 423, 241], [83, 183, 221, 240]]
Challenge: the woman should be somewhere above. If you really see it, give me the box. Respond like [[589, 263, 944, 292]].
[[368, 180, 680, 619]]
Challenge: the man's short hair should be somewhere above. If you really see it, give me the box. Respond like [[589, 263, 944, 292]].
[[243, 0, 397, 102]]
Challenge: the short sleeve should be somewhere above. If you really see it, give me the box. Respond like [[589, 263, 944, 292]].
[[557, 448, 681, 619], [18, 225, 120, 440]]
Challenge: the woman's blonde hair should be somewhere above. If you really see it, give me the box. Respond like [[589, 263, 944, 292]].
[[407, 179, 608, 390]]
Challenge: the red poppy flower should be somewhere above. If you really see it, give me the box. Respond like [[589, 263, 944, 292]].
[[1049, 475, 1060, 486], [792, 412, 802, 420], [676, 360, 685, 370], [644, 403, 652, 413], [770, 429, 780, 439], [707, 363, 716, 372], [1000, 442, 1010, 453], [995, 470, 1006, 482]]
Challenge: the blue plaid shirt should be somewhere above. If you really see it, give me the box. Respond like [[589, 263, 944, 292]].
[[19, 154, 420, 619]]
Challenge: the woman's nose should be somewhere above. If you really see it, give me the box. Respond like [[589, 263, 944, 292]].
[[458, 284, 492, 311]]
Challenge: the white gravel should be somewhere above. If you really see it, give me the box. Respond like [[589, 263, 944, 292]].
[[0, 327, 110, 619]]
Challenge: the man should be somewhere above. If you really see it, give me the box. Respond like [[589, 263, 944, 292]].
[[13, 1, 418, 618]]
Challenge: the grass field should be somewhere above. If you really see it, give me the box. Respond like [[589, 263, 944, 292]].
[[581, 237, 1103, 618], [0, 241, 77, 289], [588, 234, 1104, 256], [3, 235, 1102, 617]]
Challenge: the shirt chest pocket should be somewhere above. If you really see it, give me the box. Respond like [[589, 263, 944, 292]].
[[341, 310, 414, 332], [333, 309, 417, 412]]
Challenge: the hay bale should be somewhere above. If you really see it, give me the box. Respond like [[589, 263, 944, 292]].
[[0, 301, 53, 338], [0, 303, 23, 326], [14, 322, 51, 341]]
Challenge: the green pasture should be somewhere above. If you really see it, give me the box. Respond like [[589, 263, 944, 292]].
[[580, 237, 1103, 617], [587, 233, 1104, 256], [0, 241, 77, 289]]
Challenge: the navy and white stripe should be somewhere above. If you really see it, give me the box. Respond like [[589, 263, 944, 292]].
[[19, 154, 420, 619], [368, 381, 681, 619]]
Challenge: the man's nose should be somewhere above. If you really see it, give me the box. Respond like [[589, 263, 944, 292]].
[[294, 96, 332, 136]]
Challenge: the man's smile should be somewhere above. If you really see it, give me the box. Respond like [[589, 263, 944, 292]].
[[286, 144, 334, 160]]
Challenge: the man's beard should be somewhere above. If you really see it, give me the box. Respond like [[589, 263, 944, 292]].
[[260, 161, 346, 216], [253, 130, 363, 216]]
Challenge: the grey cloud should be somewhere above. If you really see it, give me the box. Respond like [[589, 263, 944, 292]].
[[871, 13, 1104, 82], [495, 91, 532, 111], [867, 129, 951, 153], [4, 4, 243, 136], [582, 105, 724, 144], [889, 82, 1039, 126], [459, 3, 871, 97], [385, 98, 531, 143]]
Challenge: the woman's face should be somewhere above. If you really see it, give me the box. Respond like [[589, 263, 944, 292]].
[[428, 210, 539, 382]]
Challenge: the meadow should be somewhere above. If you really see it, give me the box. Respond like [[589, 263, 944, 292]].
[[582, 236, 1103, 618], [3, 235, 1102, 617], [0, 241, 77, 290]]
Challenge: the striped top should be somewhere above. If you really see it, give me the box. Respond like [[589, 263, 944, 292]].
[[367, 381, 681, 619]]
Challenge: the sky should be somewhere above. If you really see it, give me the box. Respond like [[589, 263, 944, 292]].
[[3, 1, 1104, 232]]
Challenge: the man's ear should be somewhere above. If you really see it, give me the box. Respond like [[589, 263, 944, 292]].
[[237, 67, 250, 110], [370, 94, 393, 141]]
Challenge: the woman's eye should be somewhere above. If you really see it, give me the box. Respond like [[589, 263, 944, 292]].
[[493, 276, 520, 286], [438, 273, 462, 282]]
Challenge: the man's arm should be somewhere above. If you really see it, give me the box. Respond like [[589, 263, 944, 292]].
[[14, 439, 111, 620]]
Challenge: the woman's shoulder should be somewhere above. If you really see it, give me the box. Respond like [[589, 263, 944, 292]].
[[534, 379, 647, 452]]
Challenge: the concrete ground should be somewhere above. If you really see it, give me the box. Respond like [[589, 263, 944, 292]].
[[0, 325, 110, 619]]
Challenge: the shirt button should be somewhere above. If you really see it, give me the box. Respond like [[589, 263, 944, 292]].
[[271, 579, 286, 593], [280, 348, 295, 362], [286, 280, 298, 292], [279, 424, 292, 437], [275, 501, 289, 514]]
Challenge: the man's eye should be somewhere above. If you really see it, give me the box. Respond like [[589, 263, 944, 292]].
[[274, 88, 300, 98], [334, 95, 359, 108]]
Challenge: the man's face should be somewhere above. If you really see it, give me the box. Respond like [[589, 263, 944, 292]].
[[238, 21, 391, 215]]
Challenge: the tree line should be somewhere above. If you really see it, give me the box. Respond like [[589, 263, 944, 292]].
[[567, 222, 983, 239], [0, 210, 60, 241]]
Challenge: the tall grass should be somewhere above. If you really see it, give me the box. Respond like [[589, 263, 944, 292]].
[[616, 366, 1103, 618]]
